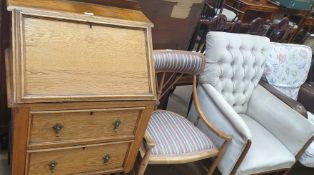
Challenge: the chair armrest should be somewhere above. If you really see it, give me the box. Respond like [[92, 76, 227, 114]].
[[192, 76, 231, 141], [153, 50, 205, 74], [260, 81, 308, 118], [188, 83, 252, 175], [298, 83, 314, 114], [143, 131, 155, 149], [247, 85, 314, 157]]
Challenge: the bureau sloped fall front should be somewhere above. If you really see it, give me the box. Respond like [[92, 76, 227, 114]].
[[5, 1, 157, 175]]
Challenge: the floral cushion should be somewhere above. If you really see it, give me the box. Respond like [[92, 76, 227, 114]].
[[154, 50, 205, 74], [300, 112, 314, 167], [264, 43, 312, 100], [147, 110, 216, 156]]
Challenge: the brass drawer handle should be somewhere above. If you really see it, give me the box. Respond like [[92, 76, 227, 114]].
[[103, 154, 111, 163], [112, 119, 122, 132], [52, 123, 64, 137], [48, 160, 57, 173]]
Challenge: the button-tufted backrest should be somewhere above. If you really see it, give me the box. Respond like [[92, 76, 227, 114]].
[[200, 32, 270, 113]]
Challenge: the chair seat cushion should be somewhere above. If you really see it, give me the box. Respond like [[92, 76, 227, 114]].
[[222, 8, 236, 21], [237, 115, 295, 174], [147, 110, 216, 157], [300, 112, 314, 167]]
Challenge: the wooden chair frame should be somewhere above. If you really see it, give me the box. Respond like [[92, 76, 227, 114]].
[[204, 0, 245, 21], [137, 71, 231, 175], [233, 17, 271, 36], [267, 17, 295, 43]]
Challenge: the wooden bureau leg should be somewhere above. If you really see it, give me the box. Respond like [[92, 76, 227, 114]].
[[11, 108, 29, 175]]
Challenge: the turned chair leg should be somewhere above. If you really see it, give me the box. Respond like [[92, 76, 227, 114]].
[[137, 148, 152, 175]]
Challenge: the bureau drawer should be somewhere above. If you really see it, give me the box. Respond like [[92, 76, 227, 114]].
[[29, 107, 142, 147], [26, 141, 131, 175], [10, 10, 156, 104]]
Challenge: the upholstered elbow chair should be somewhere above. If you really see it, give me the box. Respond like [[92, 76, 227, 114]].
[[262, 42, 314, 168], [188, 31, 314, 175], [137, 50, 231, 175]]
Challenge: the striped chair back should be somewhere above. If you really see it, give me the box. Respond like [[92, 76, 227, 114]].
[[153, 50, 205, 108]]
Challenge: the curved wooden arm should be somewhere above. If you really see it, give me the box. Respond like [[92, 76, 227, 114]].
[[298, 83, 314, 114], [192, 75, 231, 141], [143, 131, 155, 149]]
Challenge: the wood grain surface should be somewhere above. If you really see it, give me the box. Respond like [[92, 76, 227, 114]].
[[7, 2, 157, 174], [7, 0, 150, 23], [27, 141, 131, 175], [11, 108, 30, 175], [29, 107, 142, 147], [23, 16, 150, 100]]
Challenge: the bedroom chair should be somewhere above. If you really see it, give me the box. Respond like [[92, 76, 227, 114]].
[[262, 42, 314, 168], [188, 31, 314, 175], [137, 50, 231, 175]]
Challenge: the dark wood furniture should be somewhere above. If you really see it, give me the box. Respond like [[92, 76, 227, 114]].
[[233, 17, 271, 35], [289, 4, 314, 42], [138, 0, 205, 50], [190, 14, 236, 52], [71, 0, 140, 9], [267, 17, 295, 42], [309, 57, 314, 82], [225, 0, 279, 22], [0, 0, 10, 149], [204, 0, 244, 21], [138, 0, 206, 109]]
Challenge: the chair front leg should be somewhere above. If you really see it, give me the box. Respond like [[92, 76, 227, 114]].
[[138, 132, 155, 175], [207, 139, 229, 175], [137, 146, 152, 175]]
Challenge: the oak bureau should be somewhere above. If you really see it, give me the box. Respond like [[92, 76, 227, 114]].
[[5, 0, 157, 174]]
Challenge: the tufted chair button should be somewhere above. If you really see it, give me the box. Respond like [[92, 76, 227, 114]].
[[227, 45, 232, 50]]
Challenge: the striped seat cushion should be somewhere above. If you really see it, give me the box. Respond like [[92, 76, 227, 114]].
[[147, 110, 216, 156], [154, 50, 205, 74]]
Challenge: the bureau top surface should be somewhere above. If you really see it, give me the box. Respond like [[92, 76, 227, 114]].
[[7, 0, 152, 25]]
